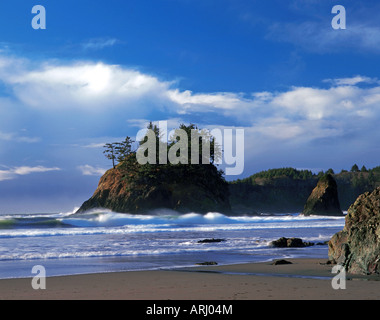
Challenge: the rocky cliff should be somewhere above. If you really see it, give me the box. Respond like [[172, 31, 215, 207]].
[[77, 164, 231, 214], [328, 187, 380, 275], [302, 174, 343, 216]]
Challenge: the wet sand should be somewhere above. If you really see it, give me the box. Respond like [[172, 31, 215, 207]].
[[1, 259, 380, 300]]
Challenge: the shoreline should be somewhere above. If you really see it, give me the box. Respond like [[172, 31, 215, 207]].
[[1, 258, 380, 300]]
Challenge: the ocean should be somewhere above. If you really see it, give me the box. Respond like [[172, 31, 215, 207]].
[[0, 209, 345, 279]]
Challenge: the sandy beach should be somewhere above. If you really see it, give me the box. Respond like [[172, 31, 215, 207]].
[[1, 258, 380, 300]]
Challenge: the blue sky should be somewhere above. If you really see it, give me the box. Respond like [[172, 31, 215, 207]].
[[1, 0, 380, 213]]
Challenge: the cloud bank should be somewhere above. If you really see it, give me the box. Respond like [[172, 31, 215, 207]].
[[0, 166, 61, 181], [0, 52, 380, 176], [78, 165, 107, 176]]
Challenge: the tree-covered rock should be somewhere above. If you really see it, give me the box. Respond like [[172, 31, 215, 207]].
[[77, 123, 231, 214], [76, 163, 231, 214]]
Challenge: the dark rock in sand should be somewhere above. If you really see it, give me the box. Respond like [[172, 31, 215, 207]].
[[329, 187, 380, 275], [195, 261, 218, 265], [197, 238, 225, 243], [271, 259, 292, 265], [270, 237, 314, 248], [302, 174, 343, 216]]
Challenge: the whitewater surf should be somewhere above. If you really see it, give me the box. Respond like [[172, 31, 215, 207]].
[[0, 210, 345, 279]]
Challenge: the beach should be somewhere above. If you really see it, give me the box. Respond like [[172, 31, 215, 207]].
[[1, 258, 380, 300], [1, 211, 374, 300]]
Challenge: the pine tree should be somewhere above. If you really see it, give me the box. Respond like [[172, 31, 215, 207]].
[[103, 143, 117, 168], [115, 137, 134, 163], [351, 164, 359, 172]]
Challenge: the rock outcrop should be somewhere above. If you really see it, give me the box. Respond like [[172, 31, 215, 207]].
[[195, 261, 218, 265], [197, 238, 225, 243], [328, 187, 380, 275], [270, 237, 314, 248], [76, 165, 231, 214], [271, 259, 292, 265], [302, 174, 343, 216]]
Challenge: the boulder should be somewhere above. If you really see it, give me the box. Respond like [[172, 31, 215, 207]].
[[270, 237, 314, 248], [195, 261, 218, 266], [271, 259, 292, 265], [302, 174, 343, 216], [197, 238, 226, 243], [328, 187, 380, 275]]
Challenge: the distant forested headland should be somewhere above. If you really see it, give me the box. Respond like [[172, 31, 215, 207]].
[[229, 165, 380, 213]]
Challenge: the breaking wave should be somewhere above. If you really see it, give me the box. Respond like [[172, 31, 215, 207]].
[[0, 210, 345, 239]]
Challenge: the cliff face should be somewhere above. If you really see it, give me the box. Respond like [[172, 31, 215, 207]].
[[77, 168, 131, 213], [328, 187, 380, 275], [77, 166, 231, 214], [302, 174, 343, 216]]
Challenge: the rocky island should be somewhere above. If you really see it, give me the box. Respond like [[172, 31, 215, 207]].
[[77, 163, 230, 214], [77, 123, 231, 214]]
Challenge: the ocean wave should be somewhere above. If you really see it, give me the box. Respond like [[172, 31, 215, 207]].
[[60, 211, 345, 227], [0, 210, 345, 239], [0, 222, 345, 239], [0, 237, 273, 261]]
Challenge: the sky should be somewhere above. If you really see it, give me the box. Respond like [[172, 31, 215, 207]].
[[1, 0, 380, 213]]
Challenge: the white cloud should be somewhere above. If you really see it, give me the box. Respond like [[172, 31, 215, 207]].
[[82, 142, 106, 149], [267, 20, 380, 54], [81, 38, 120, 50], [0, 55, 253, 116], [78, 165, 107, 176], [0, 166, 61, 181], [12, 166, 60, 175], [323, 76, 379, 86], [167, 89, 247, 112], [0, 130, 40, 143], [1, 52, 380, 159], [245, 83, 380, 146], [0, 58, 172, 110]]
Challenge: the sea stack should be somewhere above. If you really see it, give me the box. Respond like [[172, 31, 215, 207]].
[[328, 187, 380, 275], [76, 165, 231, 214], [302, 174, 343, 216]]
